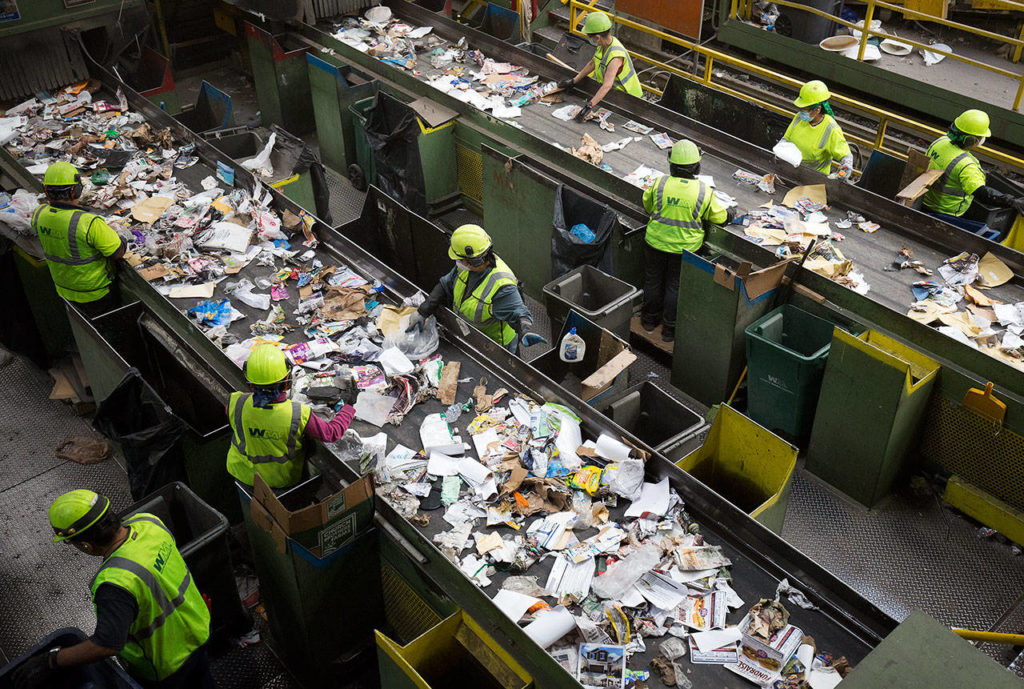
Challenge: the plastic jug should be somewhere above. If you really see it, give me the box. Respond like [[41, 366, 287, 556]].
[[559, 327, 586, 362]]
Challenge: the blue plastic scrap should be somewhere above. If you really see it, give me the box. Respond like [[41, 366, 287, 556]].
[[570, 223, 596, 243], [188, 298, 234, 327]]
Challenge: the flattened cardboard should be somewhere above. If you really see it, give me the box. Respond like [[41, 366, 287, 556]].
[[582, 349, 637, 402], [977, 252, 1013, 288], [712, 259, 788, 300], [438, 361, 461, 405], [408, 96, 459, 128]]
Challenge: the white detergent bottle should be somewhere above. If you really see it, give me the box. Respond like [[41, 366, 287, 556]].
[[559, 327, 586, 362]]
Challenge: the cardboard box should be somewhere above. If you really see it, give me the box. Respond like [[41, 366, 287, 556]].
[[737, 613, 802, 672], [251, 472, 375, 557]]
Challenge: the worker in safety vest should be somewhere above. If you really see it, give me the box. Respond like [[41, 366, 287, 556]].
[[11, 490, 215, 689], [32, 162, 125, 318], [783, 81, 853, 176], [409, 224, 546, 354], [557, 11, 643, 123], [226, 344, 356, 490], [920, 109, 1024, 236], [641, 140, 731, 342]]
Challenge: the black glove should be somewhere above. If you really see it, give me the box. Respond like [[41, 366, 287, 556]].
[[574, 102, 593, 123], [557, 78, 575, 91], [1014, 197, 1024, 215], [405, 311, 425, 333], [975, 185, 1016, 208], [12, 653, 57, 689]]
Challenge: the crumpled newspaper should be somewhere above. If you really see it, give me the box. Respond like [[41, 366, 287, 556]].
[[571, 133, 603, 166]]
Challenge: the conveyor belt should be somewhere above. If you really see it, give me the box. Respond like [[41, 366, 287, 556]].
[[0, 55, 896, 688], [291, 3, 1024, 393]]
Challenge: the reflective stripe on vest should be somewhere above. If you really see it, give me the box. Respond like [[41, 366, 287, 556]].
[[229, 393, 303, 464], [90, 516, 210, 682], [938, 151, 971, 198], [593, 39, 643, 97], [32, 204, 114, 300], [452, 258, 518, 346], [41, 211, 104, 265], [798, 121, 835, 170], [648, 176, 708, 230]]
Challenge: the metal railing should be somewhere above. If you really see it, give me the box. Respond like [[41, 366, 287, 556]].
[[566, 0, 1024, 173], [733, 0, 1024, 108]]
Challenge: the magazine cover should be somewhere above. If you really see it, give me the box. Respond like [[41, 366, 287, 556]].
[[577, 643, 626, 689]]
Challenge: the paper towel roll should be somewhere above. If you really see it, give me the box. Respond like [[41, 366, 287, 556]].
[[458, 457, 494, 486], [595, 433, 632, 462], [523, 605, 575, 649]]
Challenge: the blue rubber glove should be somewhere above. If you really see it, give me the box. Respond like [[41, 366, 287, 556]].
[[521, 332, 548, 347], [405, 311, 425, 333]]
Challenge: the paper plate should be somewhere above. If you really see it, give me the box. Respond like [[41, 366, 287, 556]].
[[880, 38, 912, 56], [844, 43, 881, 61], [923, 43, 951, 65], [819, 35, 859, 52]]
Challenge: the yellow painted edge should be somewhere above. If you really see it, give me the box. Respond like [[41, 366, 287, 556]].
[[417, 118, 457, 135], [374, 630, 432, 689], [13, 244, 46, 266], [460, 612, 534, 685], [269, 173, 300, 188], [944, 476, 1024, 547]]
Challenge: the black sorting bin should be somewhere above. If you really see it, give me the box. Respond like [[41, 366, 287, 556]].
[[123, 482, 249, 642], [594, 382, 706, 460], [0, 628, 141, 688]]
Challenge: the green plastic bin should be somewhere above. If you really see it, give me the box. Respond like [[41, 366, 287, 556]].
[[676, 405, 798, 534], [239, 480, 384, 685], [745, 304, 837, 439], [349, 96, 378, 190], [807, 329, 940, 507]]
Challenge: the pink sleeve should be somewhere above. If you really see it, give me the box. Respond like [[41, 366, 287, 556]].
[[303, 404, 357, 443]]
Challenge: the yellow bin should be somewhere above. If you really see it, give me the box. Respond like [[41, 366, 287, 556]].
[[676, 405, 798, 534], [376, 611, 533, 689]]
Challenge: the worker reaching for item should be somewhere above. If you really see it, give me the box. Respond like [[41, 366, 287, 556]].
[[782, 81, 853, 176], [33, 162, 126, 318], [920, 109, 1024, 237], [641, 141, 732, 343], [409, 224, 546, 354], [12, 490, 217, 689], [556, 11, 643, 123], [226, 344, 356, 491]]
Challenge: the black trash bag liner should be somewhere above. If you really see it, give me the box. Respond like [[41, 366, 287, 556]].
[[551, 183, 617, 279], [309, 160, 333, 225], [364, 92, 427, 214], [92, 368, 187, 500]]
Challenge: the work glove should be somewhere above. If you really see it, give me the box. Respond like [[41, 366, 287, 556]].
[[574, 102, 594, 123], [836, 163, 853, 181], [405, 311, 425, 333], [557, 78, 575, 91], [521, 332, 548, 348], [1014, 198, 1024, 215], [12, 653, 57, 689]]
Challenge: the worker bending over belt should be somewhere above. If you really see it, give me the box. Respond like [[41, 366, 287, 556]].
[[33, 162, 125, 318], [410, 224, 546, 354], [921, 109, 1024, 237], [13, 490, 215, 689], [557, 11, 643, 123], [783, 81, 852, 176], [226, 344, 355, 491], [641, 141, 732, 343]]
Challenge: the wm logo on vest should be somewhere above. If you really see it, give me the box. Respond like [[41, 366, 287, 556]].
[[248, 427, 286, 440], [666, 196, 683, 206], [153, 542, 173, 573]]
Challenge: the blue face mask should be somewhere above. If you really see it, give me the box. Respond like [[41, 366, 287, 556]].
[[797, 110, 813, 123]]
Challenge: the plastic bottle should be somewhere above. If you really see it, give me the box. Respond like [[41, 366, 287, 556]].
[[559, 327, 586, 362]]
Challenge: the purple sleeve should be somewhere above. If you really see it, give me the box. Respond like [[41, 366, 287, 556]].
[[304, 404, 356, 443]]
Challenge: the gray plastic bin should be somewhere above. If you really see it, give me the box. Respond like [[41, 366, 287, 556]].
[[595, 382, 706, 460], [543, 264, 640, 340]]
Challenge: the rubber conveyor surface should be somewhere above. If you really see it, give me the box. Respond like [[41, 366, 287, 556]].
[[312, 14, 1024, 316]]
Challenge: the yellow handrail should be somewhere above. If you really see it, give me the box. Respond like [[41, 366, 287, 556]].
[[566, 0, 1024, 171]]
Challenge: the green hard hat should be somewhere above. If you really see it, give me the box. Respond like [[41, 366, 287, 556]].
[[246, 344, 289, 385], [49, 489, 110, 543], [448, 224, 493, 260], [953, 109, 991, 138], [793, 80, 831, 108], [669, 140, 701, 165], [582, 11, 612, 34], [43, 161, 80, 187]]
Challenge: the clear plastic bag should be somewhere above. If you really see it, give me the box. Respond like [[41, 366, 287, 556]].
[[0, 189, 41, 234], [384, 315, 439, 361]]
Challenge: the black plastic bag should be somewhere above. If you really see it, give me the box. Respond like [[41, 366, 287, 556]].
[[551, 184, 617, 279], [92, 368, 187, 500], [364, 92, 427, 214]]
